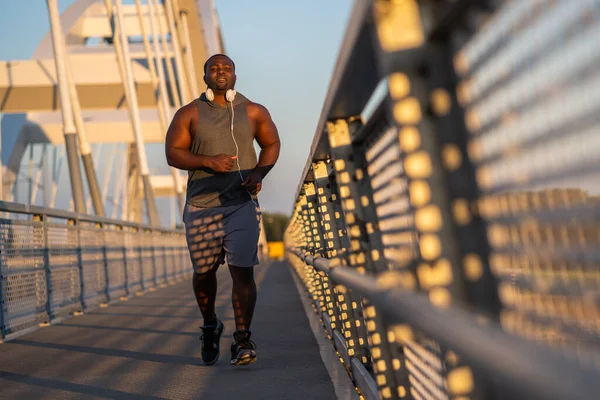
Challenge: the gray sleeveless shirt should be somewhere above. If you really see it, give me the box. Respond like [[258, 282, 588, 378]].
[[186, 92, 258, 208]]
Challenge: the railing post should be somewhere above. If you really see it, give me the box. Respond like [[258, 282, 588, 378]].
[[162, 232, 168, 284], [175, 233, 181, 280], [180, 232, 188, 279], [136, 227, 144, 293], [174, 233, 179, 281], [102, 223, 110, 305], [174, 233, 179, 280], [120, 225, 129, 299], [0, 224, 5, 341], [168, 232, 176, 282], [151, 229, 158, 287], [38, 213, 52, 324], [74, 217, 86, 311], [165, 232, 170, 282], [170, 233, 176, 281]]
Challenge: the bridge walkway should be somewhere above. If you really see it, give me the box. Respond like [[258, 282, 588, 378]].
[[0, 261, 342, 399]]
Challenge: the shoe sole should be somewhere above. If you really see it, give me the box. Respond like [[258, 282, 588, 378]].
[[231, 351, 257, 366], [203, 354, 219, 366]]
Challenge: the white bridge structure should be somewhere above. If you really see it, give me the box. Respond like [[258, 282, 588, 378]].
[[0, 0, 266, 249]]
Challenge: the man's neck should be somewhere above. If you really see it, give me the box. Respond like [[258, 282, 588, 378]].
[[212, 90, 228, 106]]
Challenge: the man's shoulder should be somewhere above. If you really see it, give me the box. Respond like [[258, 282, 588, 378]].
[[245, 100, 271, 120], [176, 100, 200, 120]]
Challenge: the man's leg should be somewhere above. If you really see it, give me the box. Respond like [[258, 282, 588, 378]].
[[228, 264, 258, 365], [223, 201, 261, 366], [192, 267, 218, 326], [228, 265, 257, 331], [183, 204, 226, 365], [189, 253, 226, 366]]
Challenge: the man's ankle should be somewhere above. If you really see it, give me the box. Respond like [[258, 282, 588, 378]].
[[233, 328, 251, 342], [203, 315, 218, 327]]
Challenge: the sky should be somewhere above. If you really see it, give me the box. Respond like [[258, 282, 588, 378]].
[[0, 0, 355, 219]]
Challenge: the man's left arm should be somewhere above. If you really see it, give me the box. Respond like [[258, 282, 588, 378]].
[[242, 103, 281, 194]]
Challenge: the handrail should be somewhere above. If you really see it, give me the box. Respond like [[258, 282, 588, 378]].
[[0, 201, 181, 232], [291, 249, 600, 400]]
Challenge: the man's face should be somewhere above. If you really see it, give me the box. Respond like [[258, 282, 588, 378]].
[[204, 56, 236, 92]]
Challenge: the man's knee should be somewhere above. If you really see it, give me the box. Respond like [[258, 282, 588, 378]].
[[228, 265, 254, 284], [193, 265, 218, 281]]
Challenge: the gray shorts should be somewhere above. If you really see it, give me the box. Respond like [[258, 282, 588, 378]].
[[183, 200, 261, 274]]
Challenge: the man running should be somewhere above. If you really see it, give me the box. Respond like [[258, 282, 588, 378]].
[[165, 54, 281, 366]]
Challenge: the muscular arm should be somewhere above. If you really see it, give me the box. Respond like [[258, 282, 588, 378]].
[[242, 103, 281, 193], [165, 104, 210, 170], [251, 103, 281, 177]]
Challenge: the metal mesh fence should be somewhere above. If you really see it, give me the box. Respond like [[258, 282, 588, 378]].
[[79, 221, 108, 309], [0, 219, 47, 334], [0, 203, 191, 341]]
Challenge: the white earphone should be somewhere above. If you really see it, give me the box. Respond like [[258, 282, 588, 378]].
[[205, 88, 237, 102], [204, 87, 257, 206]]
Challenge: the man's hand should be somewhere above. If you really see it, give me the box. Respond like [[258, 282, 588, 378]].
[[241, 170, 263, 195], [209, 154, 237, 173]]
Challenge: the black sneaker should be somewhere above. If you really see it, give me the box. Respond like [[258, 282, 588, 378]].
[[230, 329, 257, 366], [200, 318, 224, 365]]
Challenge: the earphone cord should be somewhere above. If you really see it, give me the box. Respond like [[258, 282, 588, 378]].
[[229, 102, 258, 207]]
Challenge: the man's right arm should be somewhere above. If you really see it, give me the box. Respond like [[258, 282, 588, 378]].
[[165, 104, 236, 172]]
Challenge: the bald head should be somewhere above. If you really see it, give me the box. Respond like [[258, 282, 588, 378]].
[[204, 54, 235, 74]]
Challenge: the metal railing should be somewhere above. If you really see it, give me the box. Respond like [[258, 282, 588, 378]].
[[0, 201, 190, 341], [285, 1, 600, 399]]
